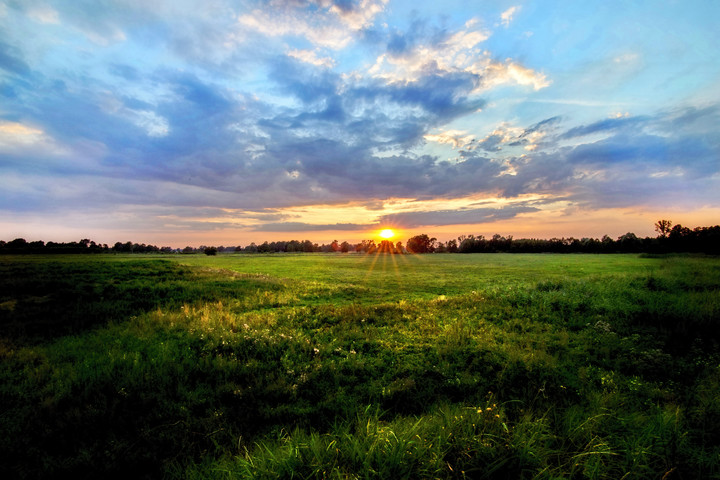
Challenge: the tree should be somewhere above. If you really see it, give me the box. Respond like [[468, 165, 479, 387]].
[[302, 240, 315, 252], [8, 238, 28, 249], [655, 219, 672, 238], [406, 234, 436, 253], [618, 232, 641, 252], [355, 239, 376, 253], [378, 240, 395, 253], [204, 246, 218, 256]]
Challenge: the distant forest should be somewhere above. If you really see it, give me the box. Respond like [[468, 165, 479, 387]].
[[1, 221, 718, 255]]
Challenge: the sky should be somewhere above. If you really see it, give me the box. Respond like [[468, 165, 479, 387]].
[[1, 0, 719, 248]]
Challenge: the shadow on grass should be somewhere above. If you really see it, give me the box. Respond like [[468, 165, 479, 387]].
[[0, 257, 286, 343]]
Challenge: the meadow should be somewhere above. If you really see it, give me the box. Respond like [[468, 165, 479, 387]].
[[1, 253, 719, 479]]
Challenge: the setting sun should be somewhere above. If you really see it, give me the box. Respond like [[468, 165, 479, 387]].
[[379, 229, 395, 239]]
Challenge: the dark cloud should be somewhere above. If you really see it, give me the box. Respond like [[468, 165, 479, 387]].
[[478, 133, 504, 151], [389, 72, 485, 120], [522, 116, 563, 136], [270, 56, 342, 104], [108, 63, 139, 81], [560, 115, 649, 139], [167, 72, 233, 112], [377, 205, 540, 228], [0, 42, 31, 76], [496, 107, 720, 209], [499, 152, 576, 198], [384, 18, 431, 56], [252, 222, 369, 232], [387, 33, 409, 55]]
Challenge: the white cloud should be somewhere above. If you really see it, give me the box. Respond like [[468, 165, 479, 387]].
[[484, 59, 550, 91], [369, 19, 490, 83], [238, 0, 387, 49], [27, 5, 60, 24], [368, 19, 548, 92], [133, 110, 170, 137], [614, 52, 640, 64], [0, 121, 69, 156], [288, 49, 336, 68], [329, 0, 388, 30], [0, 122, 45, 146], [500, 6, 520, 27], [424, 130, 475, 149]]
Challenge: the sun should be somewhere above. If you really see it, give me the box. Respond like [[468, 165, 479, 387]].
[[379, 229, 395, 239]]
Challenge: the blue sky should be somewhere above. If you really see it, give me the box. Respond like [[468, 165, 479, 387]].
[[1, 0, 719, 246]]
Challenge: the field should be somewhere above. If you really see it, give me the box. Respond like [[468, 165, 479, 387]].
[[1, 253, 719, 479]]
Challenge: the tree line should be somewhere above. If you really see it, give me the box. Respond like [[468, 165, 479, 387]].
[[0, 239, 175, 254], [1, 221, 718, 255], [404, 221, 720, 254]]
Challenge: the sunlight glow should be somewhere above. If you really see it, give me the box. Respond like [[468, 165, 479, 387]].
[[379, 229, 395, 239]]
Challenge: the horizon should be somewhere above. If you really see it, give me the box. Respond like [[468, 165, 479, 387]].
[[3, 218, 714, 250], [2, 1, 719, 246]]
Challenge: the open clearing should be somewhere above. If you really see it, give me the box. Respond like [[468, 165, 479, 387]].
[[1, 253, 719, 478]]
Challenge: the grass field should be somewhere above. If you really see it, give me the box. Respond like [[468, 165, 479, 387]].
[[1, 253, 719, 478]]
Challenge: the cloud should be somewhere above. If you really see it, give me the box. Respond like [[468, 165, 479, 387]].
[[288, 49, 337, 68], [431, 116, 561, 155], [369, 19, 548, 92], [26, 4, 59, 24], [0, 41, 31, 76], [483, 60, 550, 91], [329, 0, 388, 30], [500, 6, 520, 27], [377, 205, 539, 228], [560, 115, 649, 139], [424, 130, 475, 148], [477, 123, 525, 151], [500, 106, 720, 208], [0, 121, 44, 147], [108, 63, 140, 81], [252, 222, 369, 232], [268, 55, 342, 104], [238, 0, 388, 49], [369, 19, 489, 85], [42, 0, 130, 46], [0, 121, 105, 173]]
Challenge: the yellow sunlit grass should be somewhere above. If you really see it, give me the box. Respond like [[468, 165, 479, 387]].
[[379, 229, 395, 239]]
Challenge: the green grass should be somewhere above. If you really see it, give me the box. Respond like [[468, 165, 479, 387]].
[[1, 253, 719, 478]]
